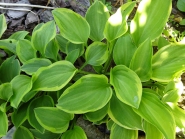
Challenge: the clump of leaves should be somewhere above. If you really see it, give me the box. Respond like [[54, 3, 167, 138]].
[[0, 0, 185, 139]]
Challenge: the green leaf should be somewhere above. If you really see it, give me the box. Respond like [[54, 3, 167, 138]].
[[0, 14, 7, 39], [110, 123, 138, 139], [152, 44, 185, 82], [16, 39, 37, 64], [0, 39, 16, 54], [0, 111, 8, 137], [177, 0, 185, 12], [180, 19, 185, 25], [52, 8, 90, 44], [143, 120, 163, 139], [32, 21, 56, 55], [32, 61, 77, 91], [157, 36, 170, 49], [0, 83, 13, 101], [85, 1, 110, 41], [45, 39, 59, 61], [55, 34, 68, 53], [30, 129, 61, 139], [10, 75, 32, 108], [22, 91, 37, 102], [21, 58, 52, 75], [61, 126, 87, 139], [34, 107, 73, 133], [130, 0, 172, 46], [108, 94, 142, 130], [110, 65, 142, 108], [133, 89, 176, 139], [104, 2, 136, 41], [129, 39, 152, 82], [65, 49, 80, 64], [84, 102, 109, 122], [9, 31, 29, 40], [113, 33, 137, 67], [107, 119, 114, 130], [11, 103, 29, 128], [168, 103, 185, 129], [66, 42, 84, 56], [57, 74, 112, 113], [0, 56, 20, 83], [85, 42, 108, 66], [27, 96, 54, 133], [13, 126, 34, 139]]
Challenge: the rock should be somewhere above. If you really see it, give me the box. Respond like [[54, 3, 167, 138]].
[[28, 0, 48, 5], [50, 0, 70, 8], [25, 11, 39, 27], [38, 9, 53, 22], [9, 17, 25, 28], [7, 0, 32, 19], [2, 127, 16, 139]]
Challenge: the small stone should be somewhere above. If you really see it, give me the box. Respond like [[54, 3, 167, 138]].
[[25, 11, 39, 27], [38, 9, 53, 22]]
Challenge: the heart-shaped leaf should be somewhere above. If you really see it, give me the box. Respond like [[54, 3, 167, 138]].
[[57, 74, 112, 113], [0, 83, 13, 101], [9, 31, 29, 40], [177, 0, 185, 12], [30, 129, 61, 139], [110, 65, 142, 108], [45, 39, 59, 61], [13, 126, 34, 139]]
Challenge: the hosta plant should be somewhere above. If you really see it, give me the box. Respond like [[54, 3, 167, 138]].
[[0, 0, 185, 139]]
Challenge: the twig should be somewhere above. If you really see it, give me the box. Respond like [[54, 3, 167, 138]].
[[0, 3, 55, 9]]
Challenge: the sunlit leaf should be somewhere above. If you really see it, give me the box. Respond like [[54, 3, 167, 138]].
[[57, 74, 112, 113], [61, 126, 87, 139], [113, 33, 137, 67], [52, 8, 90, 44], [110, 65, 142, 108], [133, 89, 176, 139], [0, 111, 8, 137], [27, 96, 54, 133], [0, 56, 20, 83], [34, 107, 73, 133], [152, 44, 185, 82], [32, 21, 56, 55], [13, 126, 34, 139], [130, 39, 152, 82], [85, 42, 108, 66], [104, 2, 136, 41], [21, 58, 52, 75], [32, 61, 77, 91], [85, 1, 110, 41], [108, 94, 142, 130], [16, 39, 37, 64], [0, 14, 7, 38], [10, 75, 32, 108], [130, 0, 172, 46], [110, 123, 138, 139], [0, 83, 13, 101]]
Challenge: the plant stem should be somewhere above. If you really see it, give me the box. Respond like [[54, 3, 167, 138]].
[[78, 70, 94, 75], [79, 62, 87, 71]]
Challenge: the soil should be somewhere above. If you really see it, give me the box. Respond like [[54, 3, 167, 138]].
[[1, 0, 185, 139]]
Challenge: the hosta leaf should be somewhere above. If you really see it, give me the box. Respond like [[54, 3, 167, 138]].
[[61, 126, 87, 139], [65, 49, 80, 64], [107, 119, 114, 130], [0, 56, 20, 83], [104, 2, 136, 41], [84, 102, 109, 122], [130, 0, 172, 46], [0, 14, 7, 38], [16, 39, 36, 64], [9, 31, 29, 40], [158, 36, 170, 49], [32, 21, 56, 55], [10, 75, 32, 108], [66, 42, 84, 56], [32, 61, 77, 91], [177, 0, 185, 12], [11, 103, 29, 128], [85, 42, 108, 66], [21, 58, 52, 75], [52, 8, 90, 44], [22, 91, 37, 102], [143, 120, 163, 139], [13, 126, 34, 139], [55, 34, 68, 53], [0, 111, 8, 137], [0, 83, 13, 101], [110, 123, 138, 139], [108, 94, 142, 130], [152, 44, 185, 82], [45, 39, 59, 61], [113, 33, 137, 67], [34, 107, 73, 133], [27, 96, 54, 133], [168, 103, 185, 129], [0, 39, 16, 54], [110, 65, 142, 108], [133, 89, 176, 139], [85, 1, 110, 41], [30, 129, 61, 139], [129, 39, 152, 82], [57, 74, 112, 113]]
